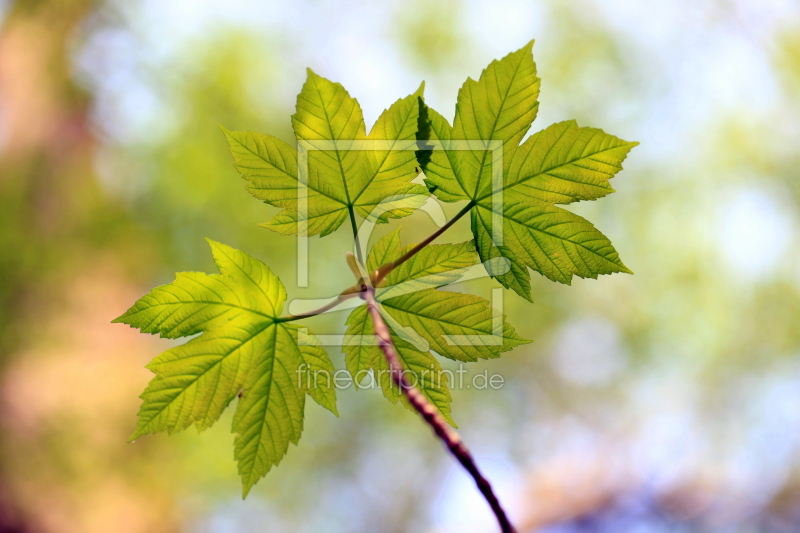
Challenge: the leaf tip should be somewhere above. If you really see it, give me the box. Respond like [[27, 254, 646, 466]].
[[305, 67, 321, 82], [444, 413, 458, 428], [205, 238, 237, 271], [520, 290, 535, 303], [627, 140, 641, 150], [204, 237, 223, 250]]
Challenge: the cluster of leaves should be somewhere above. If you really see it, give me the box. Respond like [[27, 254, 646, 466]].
[[115, 41, 636, 496]]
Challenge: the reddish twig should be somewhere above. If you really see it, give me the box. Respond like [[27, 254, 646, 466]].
[[362, 287, 517, 533], [279, 284, 363, 323], [372, 201, 475, 285]]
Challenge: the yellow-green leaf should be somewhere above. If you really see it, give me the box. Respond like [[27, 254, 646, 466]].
[[225, 71, 428, 237], [417, 42, 636, 299], [114, 241, 337, 496]]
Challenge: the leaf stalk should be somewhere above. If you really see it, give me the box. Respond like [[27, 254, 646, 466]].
[[372, 200, 475, 285]]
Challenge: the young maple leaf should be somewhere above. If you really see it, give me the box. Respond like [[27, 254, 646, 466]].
[[113, 240, 337, 496], [223, 71, 428, 237], [417, 41, 637, 301], [116, 42, 636, 513], [343, 228, 531, 425]]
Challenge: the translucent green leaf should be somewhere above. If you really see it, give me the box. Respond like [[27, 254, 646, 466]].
[[292, 69, 366, 207], [452, 39, 540, 199], [478, 120, 638, 204], [113, 239, 285, 337], [473, 203, 632, 301], [294, 325, 339, 416], [222, 127, 348, 237], [232, 323, 305, 497], [372, 232, 527, 362], [378, 288, 528, 362], [382, 239, 480, 294], [353, 83, 430, 223], [367, 226, 403, 273], [114, 240, 337, 496], [416, 101, 467, 202], [417, 42, 637, 300], [225, 71, 428, 237], [366, 228, 479, 293]]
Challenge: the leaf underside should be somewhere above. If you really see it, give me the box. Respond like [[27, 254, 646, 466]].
[[224, 73, 429, 237], [114, 240, 337, 497], [417, 41, 637, 301]]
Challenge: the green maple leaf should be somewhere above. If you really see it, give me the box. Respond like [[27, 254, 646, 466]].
[[343, 229, 530, 425], [113, 240, 337, 496], [223, 71, 428, 237], [116, 42, 636, 508], [417, 41, 637, 301]]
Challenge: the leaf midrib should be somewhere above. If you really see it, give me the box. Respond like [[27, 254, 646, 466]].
[[313, 80, 356, 209], [230, 135, 345, 206], [473, 141, 635, 204], [240, 323, 281, 487], [136, 322, 274, 436], [475, 204, 624, 265], [463, 52, 526, 200], [125, 300, 275, 322], [382, 294, 500, 336]]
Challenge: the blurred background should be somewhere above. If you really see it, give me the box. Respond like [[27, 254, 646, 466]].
[[1, 0, 800, 531]]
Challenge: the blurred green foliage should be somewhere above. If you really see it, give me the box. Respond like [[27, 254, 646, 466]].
[[1, 0, 800, 532]]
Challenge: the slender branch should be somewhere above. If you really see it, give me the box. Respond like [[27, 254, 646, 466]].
[[288, 198, 514, 528], [372, 200, 475, 285], [278, 285, 362, 323], [362, 287, 517, 533]]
